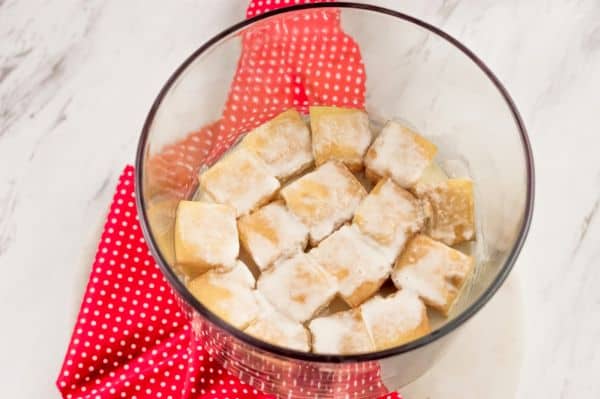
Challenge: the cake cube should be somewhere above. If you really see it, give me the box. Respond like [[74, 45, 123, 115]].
[[199, 148, 280, 216], [360, 290, 430, 350], [257, 252, 337, 322], [187, 260, 259, 329], [309, 225, 391, 307], [241, 109, 313, 180], [174, 201, 238, 276], [365, 121, 437, 188], [413, 161, 448, 194], [309, 309, 375, 354], [238, 201, 309, 271], [245, 293, 311, 352], [353, 178, 425, 260], [418, 179, 475, 245], [310, 106, 372, 171], [280, 161, 367, 245], [391, 234, 475, 316]]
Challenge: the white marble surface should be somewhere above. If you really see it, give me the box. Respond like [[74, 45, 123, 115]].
[[1, 1, 599, 398]]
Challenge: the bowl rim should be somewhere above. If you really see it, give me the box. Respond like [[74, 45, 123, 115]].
[[135, 1, 535, 363]]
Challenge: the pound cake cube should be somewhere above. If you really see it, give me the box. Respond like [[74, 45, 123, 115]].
[[199, 148, 280, 216], [413, 161, 448, 194], [309, 225, 391, 307], [309, 308, 375, 354], [241, 109, 313, 180], [245, 293, 311, 351], [280, 161, 367, 245], [310, 106, 372, 171], [365, 121, 437, 188], [353, 178, 425, 260], [238, 201, 309, 271], [418, 179, 475, 245], [187, 260, 259, 329], [174, 201, 238, 276], [360, 290, 430, 350], [257, 252, 337, 322], [391, 234, 474, 316]]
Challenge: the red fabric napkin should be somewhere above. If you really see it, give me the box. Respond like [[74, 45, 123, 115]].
[[57, 1, 403, 398], [56, 166, 401, 399]]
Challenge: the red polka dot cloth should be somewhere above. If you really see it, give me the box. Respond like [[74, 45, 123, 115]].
[[57, 1, 403, 398]]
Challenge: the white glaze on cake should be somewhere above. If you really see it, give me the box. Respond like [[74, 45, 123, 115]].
[[174, 201, 239, 275], [309, 225, 391, 307], [280, 161, 366, 245], [238, 201, 309, 271], [365, 121, 437, 188], [418, 179, 475, 246], [310, 106, 372, 171], [257, 252, 337, 322], [245, 292, 311, 351], [309, 308, 375, 354], [353, 178, 425, 261], [360, 290, 430, 350], [391, 234, 474, 315], [241, 109, 313, 180], [187, 260, 259, 329], [199, 148, 280, 216]]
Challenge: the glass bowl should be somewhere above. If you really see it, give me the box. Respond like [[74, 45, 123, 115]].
[[135, 3, 534, 398]]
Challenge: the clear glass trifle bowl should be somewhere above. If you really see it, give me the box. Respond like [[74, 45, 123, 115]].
[[135, 3, 534, 398]]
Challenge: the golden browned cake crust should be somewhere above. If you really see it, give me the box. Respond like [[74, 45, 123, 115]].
[[187, 260, 258, 329], [364, 121, 437, 188], [257, 253, 337, 322], [280, 161, 366, 245], [309, 106, 372, 171], [353, 178, 425, 260], [238, 201, 308, 271], [360, 290, 430, 350], [418, 179, 475, 245], [309, 308, 375, 354], [245, 293, 311, 352], [392, 234, 474, 316], [241, 109, 313, 180], [199, 148, 280, 217], [309, 225, 391, 307], [174, 201, 239, 277]]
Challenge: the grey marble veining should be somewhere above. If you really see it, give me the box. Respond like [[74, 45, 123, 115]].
[[1, 1, 599, 398]]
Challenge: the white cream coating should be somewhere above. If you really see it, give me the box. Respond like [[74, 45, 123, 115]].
[[353, 179, 424, 261], [280, 161, 366, 244], [310, 107, 372, 168], [393, 250, 447, 306], [360, 290, 427, 348], [238, 201, 309, 271], [187, 261, 259, 329], [245, 292, 311, 351], [199, 148, 280, 216], [365, 121, 434, 188], [257, 252, 337, 322], [419, 179, 475, 246], [217, 259, 256, 289], [241, 109, 313, 180], [309, 225, 391, 306], [309, 309, 375, 354], [413, 161, 448, 193], [174, 201, 238, 271], [391, 236, 474, 311]]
